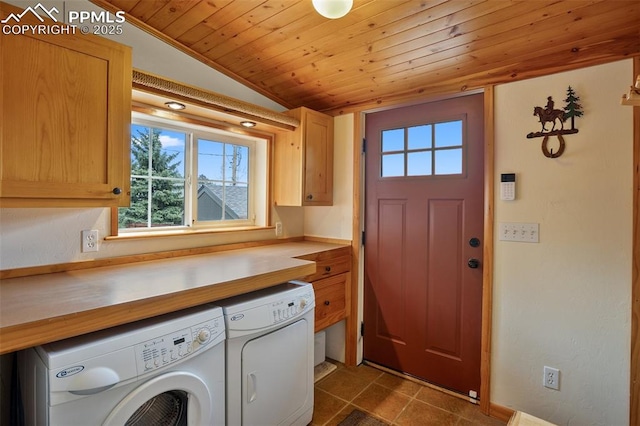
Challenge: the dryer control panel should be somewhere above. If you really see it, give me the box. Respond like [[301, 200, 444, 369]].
[[221, 282, 315, 336], [134, 316, 223, 374], [269, 293, 313, 324]]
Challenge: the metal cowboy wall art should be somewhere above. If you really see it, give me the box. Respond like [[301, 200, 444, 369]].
[[526, 86, 583, 158]]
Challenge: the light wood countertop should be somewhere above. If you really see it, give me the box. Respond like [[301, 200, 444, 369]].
[[0, 241, 348, 354]]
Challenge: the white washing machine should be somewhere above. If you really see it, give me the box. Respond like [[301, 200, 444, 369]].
[[219, 281, 315, 426], [18, 304, 225, 426]]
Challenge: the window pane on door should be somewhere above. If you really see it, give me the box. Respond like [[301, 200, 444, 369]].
[[407, 151, 432, 176], [434, 121, 462, 148], [435, 149, 463, 175], [382, 153, 404, 177], [408, 125, 431, 150], [382, 129, 404, 152]]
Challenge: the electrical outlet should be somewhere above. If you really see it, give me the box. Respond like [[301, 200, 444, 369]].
[[275, 222, 283, 237], [81, 229, 99, 253], [543, 366, 560, 390]]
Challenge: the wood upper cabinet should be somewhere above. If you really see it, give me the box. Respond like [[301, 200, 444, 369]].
[[274, 107, 334, 206], [0, 2, 132, 207]]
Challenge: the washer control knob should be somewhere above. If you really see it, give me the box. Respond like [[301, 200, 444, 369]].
[[197, 328, 211, 344], [300, 298, 307, 309]]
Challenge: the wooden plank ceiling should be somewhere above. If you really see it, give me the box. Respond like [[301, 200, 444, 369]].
[[92, 0, 640, 114]]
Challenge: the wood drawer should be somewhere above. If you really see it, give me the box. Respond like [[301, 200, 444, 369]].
[[298, 246, 351, 282], [313, 272, 349, 332]]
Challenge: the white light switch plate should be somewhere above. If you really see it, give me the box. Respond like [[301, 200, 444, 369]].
[[499, 222, 539, 243]]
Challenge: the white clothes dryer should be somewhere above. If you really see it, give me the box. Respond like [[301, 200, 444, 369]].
[[18, 304, 225, 426], [219, 281, 315, 426]]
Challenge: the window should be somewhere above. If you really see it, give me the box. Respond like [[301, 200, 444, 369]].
[[380, 118, 465, 178], [118, 114, 267, 232]]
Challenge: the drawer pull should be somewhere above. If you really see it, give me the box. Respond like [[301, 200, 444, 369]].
[[324, 300, 330, 306], [324, 266, 331, 273]]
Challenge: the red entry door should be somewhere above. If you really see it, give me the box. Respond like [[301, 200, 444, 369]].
[[363, 94, 484, 397]]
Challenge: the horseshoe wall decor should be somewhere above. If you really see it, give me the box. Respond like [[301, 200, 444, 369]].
[[541, 135, 565, 158], [526, 86, 583, 159]]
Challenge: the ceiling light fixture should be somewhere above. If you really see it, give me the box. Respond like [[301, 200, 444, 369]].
[[621, 74, 640, 106], [312, 0, 353, 19], [240, 121, 257, 128], [164, 101, 186, 110]]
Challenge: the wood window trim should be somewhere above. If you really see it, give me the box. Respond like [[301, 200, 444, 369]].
[[131, 70, 299, 131], [631, 55, 639, 426], [107, 220, 276, 241]]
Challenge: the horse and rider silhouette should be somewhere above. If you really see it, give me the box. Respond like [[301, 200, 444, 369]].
[[533, 96, 566, 132]]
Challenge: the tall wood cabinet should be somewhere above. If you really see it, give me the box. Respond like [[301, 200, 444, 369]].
[[0, 2, 132, 207], [274, 107, 334, 206]]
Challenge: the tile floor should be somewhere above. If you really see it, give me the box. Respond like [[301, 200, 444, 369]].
[[312, 361, 507, 426]]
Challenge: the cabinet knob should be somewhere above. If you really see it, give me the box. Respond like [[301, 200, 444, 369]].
[[324, 266, 331, 273], [324, 300, 330, 306], [112, 187, 122, 195], [306, 194, 313, 200]]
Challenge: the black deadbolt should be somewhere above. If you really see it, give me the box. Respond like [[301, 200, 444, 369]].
[[469, 237, 481, 247]]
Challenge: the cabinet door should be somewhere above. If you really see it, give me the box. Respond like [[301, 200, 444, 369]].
[[0, 6, 131, 207], [313, 273, 349, 331], [302, 108, 333, 205], [273, 107, 333, 206]]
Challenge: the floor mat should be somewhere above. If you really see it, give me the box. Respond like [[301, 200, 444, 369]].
[[314, 360, 337, 383], [338, 409, 389, 426]]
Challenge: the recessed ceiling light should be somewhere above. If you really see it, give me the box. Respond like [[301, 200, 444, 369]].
[[240, 121, 257, 128], [165, 101, 186, 110]]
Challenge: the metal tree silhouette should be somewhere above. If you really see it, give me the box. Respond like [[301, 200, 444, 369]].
[[564, 86, 583, 130]]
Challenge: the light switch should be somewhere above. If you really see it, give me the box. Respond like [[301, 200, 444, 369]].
[[499, 222, 539, 243]]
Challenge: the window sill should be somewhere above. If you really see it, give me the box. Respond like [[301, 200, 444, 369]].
[[106, 226, 275, 241]]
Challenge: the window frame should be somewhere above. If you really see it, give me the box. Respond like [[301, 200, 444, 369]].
[[379, 114, 468, 179], [110, 109, 272, 238]]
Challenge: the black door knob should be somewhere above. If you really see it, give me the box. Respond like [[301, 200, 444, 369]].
[[467, 258, 480, 269], [112, 187, 122, 195]]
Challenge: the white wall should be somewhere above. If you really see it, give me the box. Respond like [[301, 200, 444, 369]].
[[492, 60, 633, 425]]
